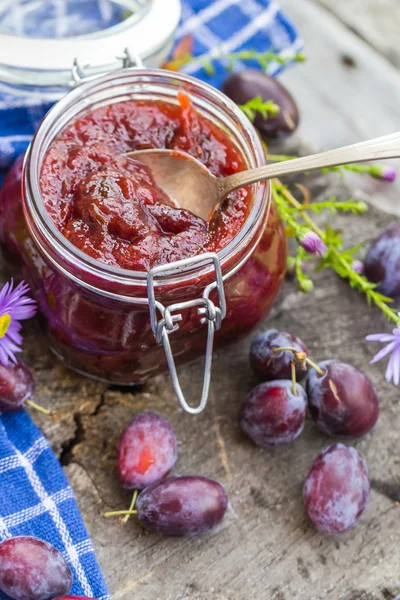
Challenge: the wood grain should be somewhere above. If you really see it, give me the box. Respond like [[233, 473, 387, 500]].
[[278, 0, 400, 217], [315, 0, 400, 70], [21, 167, 400, 600]]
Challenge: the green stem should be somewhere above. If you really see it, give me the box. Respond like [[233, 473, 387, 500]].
[[271, 186, 306, 238], [291, 361, 297, 396], [273, 346, 298, 354], [273, 179, 400, 325], [267, 154, 297, 162], [276, 181, 325, 237], [305, 357, 324, 375], [26, 400, 56, 418], [104, 510, 138, 518], [122, 490, 138, 525], [334, 253, 399, 325], [104, 489, 139, 522], [167, 49, 305, 72]]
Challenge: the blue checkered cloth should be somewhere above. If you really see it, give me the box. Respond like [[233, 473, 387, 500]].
[[0, 411, 109, 599], [0, 1, 300, 597]]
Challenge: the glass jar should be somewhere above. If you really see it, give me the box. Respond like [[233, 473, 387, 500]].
[[0, 68, 287, 412]]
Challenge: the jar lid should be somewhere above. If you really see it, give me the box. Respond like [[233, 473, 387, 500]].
[[0, 0, 181, 89]]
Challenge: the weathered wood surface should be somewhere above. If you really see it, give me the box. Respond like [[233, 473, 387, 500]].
[[19, 164, 400, 600], [315, 0, 400, 70], [279, 0, 400, 217], [10, 2, 400, 598]]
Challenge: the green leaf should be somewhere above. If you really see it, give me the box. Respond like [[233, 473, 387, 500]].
[[323, 226, 343, 249], [302, 199, 368, 216], [168, 49, 306, 76], [238, 96, 280, 123], [294, 247, 314, 293], [200, 59, 215, 75]]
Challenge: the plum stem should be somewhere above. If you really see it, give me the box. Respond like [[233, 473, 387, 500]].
[[104, 509, 138, 518], [305, 358, 324, 376], [291, 360, 297, 395], [273, 346, 324, 376], [273, 345, 298, 354], [26, 399, 57, 418], [122, 489, 138, 525]]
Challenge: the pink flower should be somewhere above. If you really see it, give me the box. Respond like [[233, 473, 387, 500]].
[[299, 231, 327, 256], [352, 259, 363, 274], [369, 165, 397, 182]]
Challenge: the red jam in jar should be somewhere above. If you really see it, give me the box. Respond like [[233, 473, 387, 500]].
[[41, 91, 252, 270], [0, 70, 287, 386]]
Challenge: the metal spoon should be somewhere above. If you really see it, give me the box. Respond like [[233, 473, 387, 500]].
[[125, 131, 400, 221]]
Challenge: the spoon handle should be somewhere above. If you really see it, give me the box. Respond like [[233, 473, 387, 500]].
[[221, 131, 400, 194]]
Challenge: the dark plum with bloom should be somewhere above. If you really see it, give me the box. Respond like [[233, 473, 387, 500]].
[[0, 360, 35, 412], [222, 69, 300, 138], [137, 476, 228, 536], [0, 280, 36, 367], [303, 444, 370, 534], [117, 412, 178, 490], [239, 380, 307, 447], [250, 329, 309, 381], [364, 222, 400, 299], [307, 360, 379, 438], [0, 536, 73, 600]]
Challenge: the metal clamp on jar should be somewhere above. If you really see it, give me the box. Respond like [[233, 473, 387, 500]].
[[0, 1, 287, 414]]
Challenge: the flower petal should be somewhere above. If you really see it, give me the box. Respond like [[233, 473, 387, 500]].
[[0, 347, 8, 367], [5, 326, 23, 346], [10, 306, 37, 320], [366, 333, 396, 342], [392, 348, 400, 385], [369, 341, 398, 364], [0, 282, 10, 308], [385, 347, 400, 384]]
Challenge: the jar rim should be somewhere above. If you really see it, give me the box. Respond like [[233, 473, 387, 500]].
[[23, 67, 270, 293]]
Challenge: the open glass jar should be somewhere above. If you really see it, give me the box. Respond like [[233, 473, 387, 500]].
[[0, 68, 287, 413]]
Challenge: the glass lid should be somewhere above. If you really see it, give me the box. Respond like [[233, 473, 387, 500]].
[[0, 0, 181, 89]]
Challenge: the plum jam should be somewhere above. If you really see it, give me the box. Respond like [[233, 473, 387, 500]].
[[0, 69, 287, 392], [40, 91, 252, 271]]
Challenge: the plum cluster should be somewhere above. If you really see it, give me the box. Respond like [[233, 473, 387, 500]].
[[109, 412, 228, 537], [241, 329, 378, 534]]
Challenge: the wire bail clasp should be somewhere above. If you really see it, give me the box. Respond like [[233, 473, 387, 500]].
[[147, 253, 226, 415], [71, 48, 144, 86]]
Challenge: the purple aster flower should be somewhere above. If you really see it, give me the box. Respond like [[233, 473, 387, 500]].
[[366, 320, 400, 385], [352, 259, 364, 274], [299, 231, 327, 256], [0, 280, 36, 367], [369, 165, 397, 182]]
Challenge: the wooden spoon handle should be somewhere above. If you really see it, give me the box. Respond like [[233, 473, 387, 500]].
[[220, 131, 400, 195]]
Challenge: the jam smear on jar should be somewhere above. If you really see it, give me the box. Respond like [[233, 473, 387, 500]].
[[40, 91, 252, 271]]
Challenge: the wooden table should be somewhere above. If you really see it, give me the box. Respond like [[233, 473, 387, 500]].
[[20, 2, 400, 599], [279, 0, 400, 218]]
